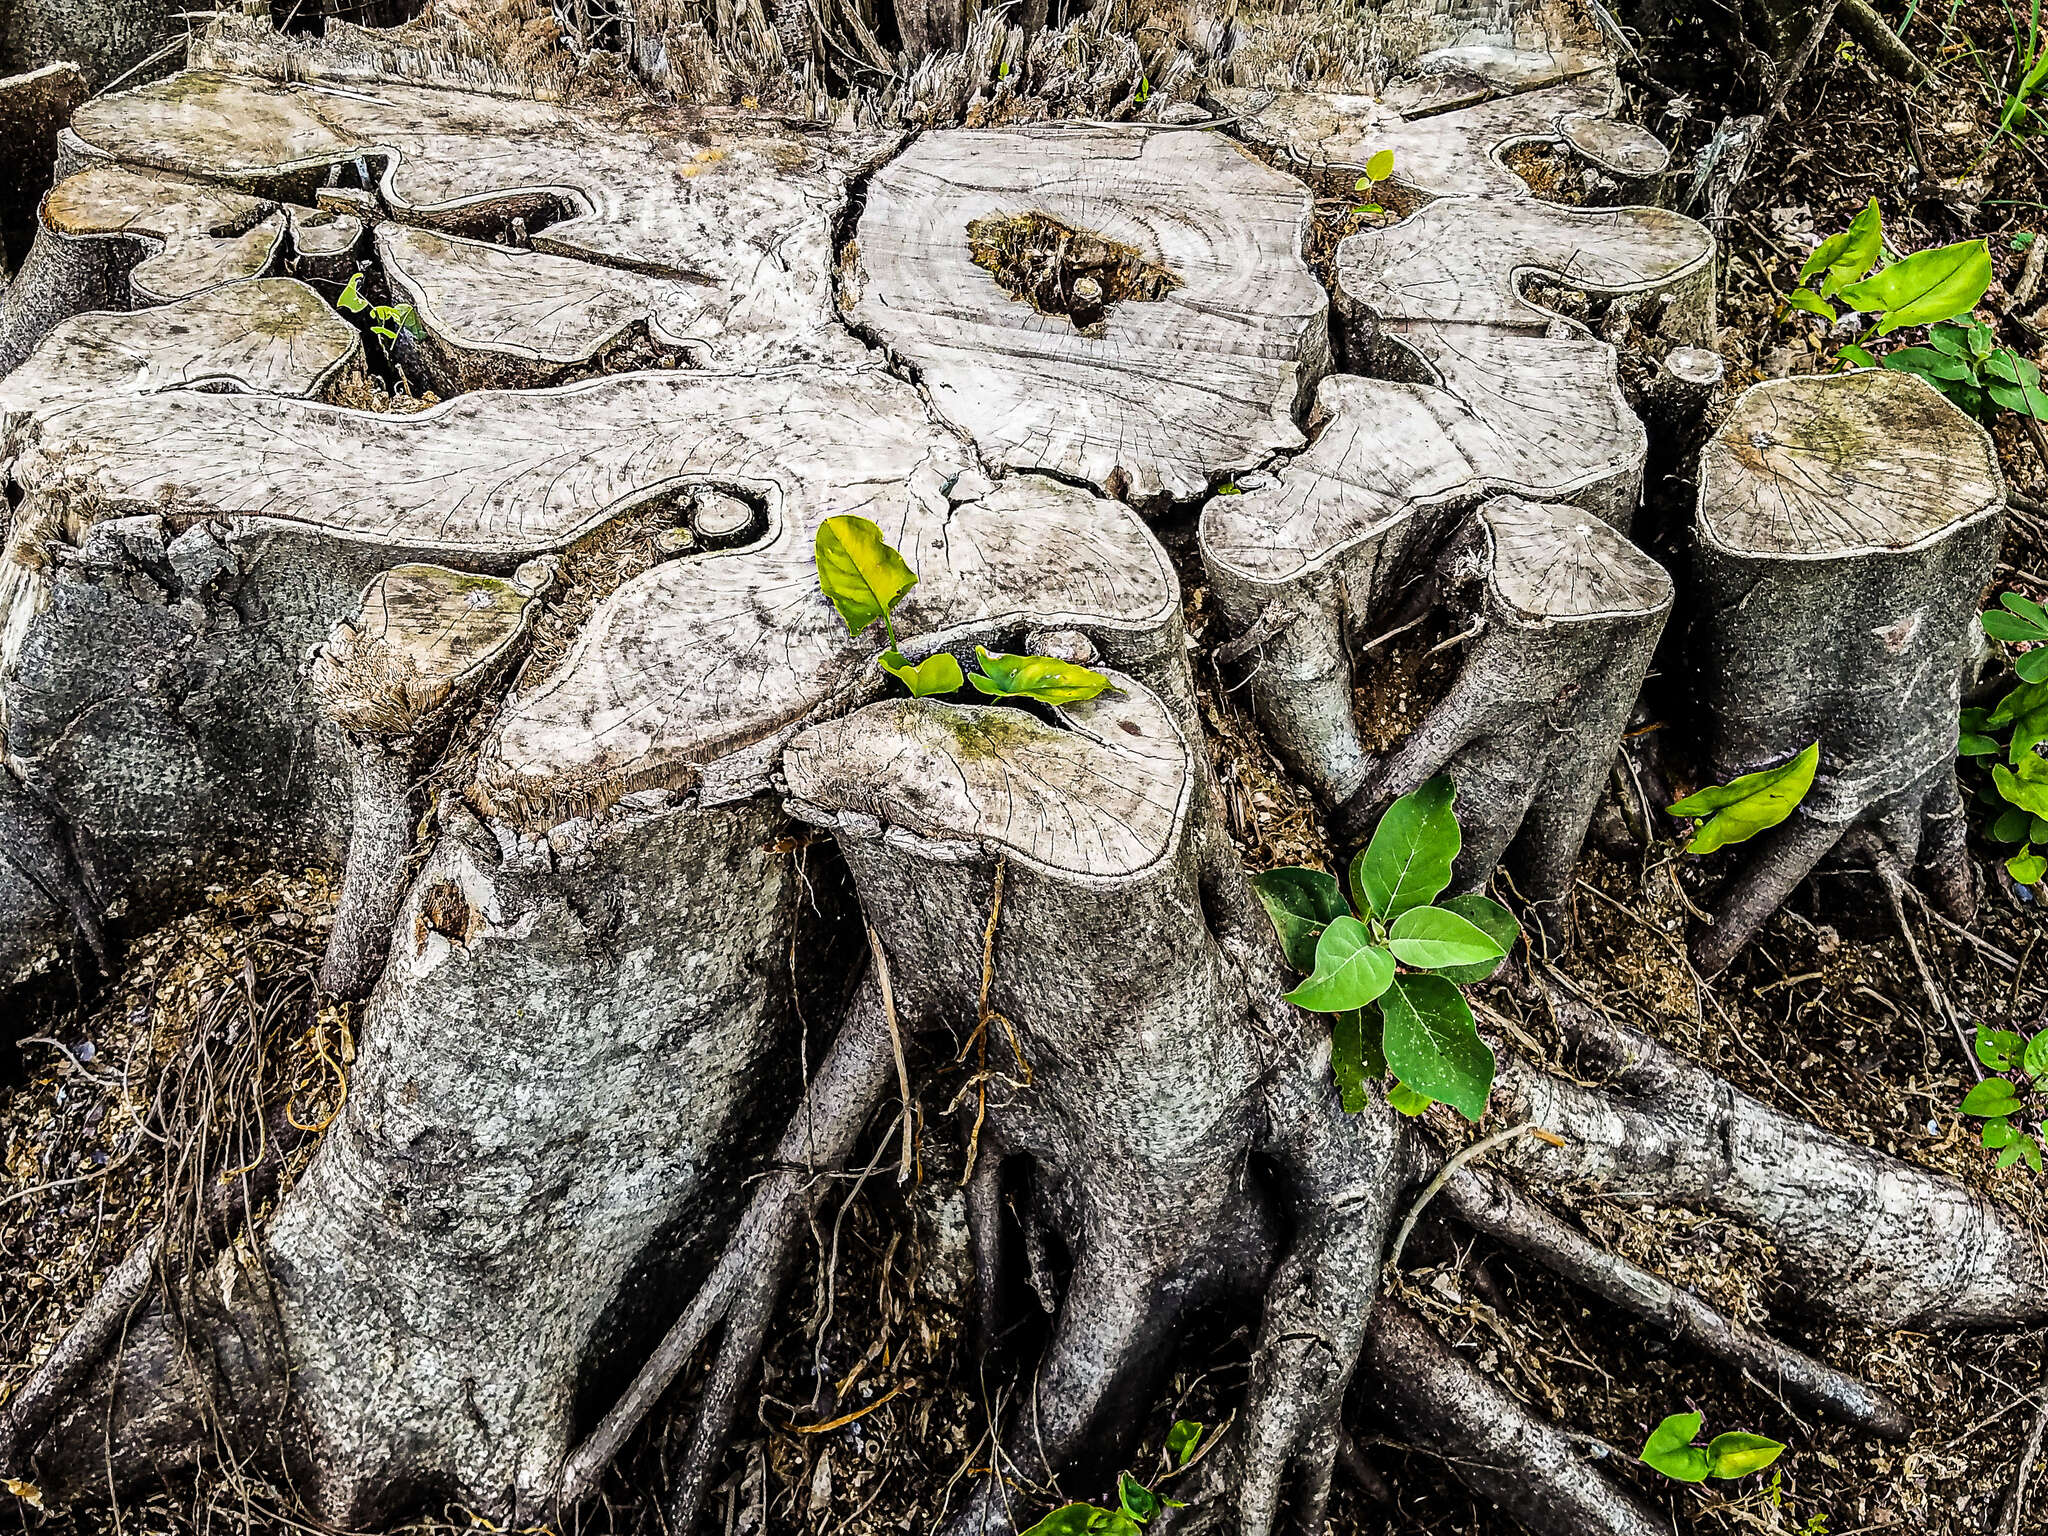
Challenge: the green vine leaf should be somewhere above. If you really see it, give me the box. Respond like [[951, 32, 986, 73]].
[[1837, 238, 1992, 335], [1166, 1421, 1204, 1468], [1354, 776, 1459, 919], [1705, 1433, 1786, 1480], [815, 514, 916, 641], [1640, 1413, 1711, 1483], [1385, 905, 1505, 972], [1018, 1504, 1143, 1536], [1433, 893, 1520, 984], [2024, 1029, 2048, 1082], [336, 272, 370, 313], [1977, 1025, 2025, 1073], [1378, 972, 1494, 1121], [1798, 197, 1882, 298], [968, 646, 1114, 705], [1961, 1077, 2021, 1117], [1384, 1081, 1432, 1116], [880, 649, 964, 697], [1252, 867, 1350, 973], [1668, 743, 1819, 855], [1283, 918, 1394, 1013]]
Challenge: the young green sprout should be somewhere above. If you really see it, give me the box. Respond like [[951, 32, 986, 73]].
[[1351, 148, 1395, 216]]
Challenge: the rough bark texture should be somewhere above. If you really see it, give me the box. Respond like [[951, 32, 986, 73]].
[[844, 124, 1332, 508], [1685, 369, 2005, 972]]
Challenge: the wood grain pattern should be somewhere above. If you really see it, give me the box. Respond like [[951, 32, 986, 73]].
[[845, 124, 1330, 507], [0, 278, 361, 423], [1232, 74, 1665, 200], [1699, 369, 2005, 557], [784, 679, 1190, 879], [66, 71, 885, 365], [41, 164, 289, 303]]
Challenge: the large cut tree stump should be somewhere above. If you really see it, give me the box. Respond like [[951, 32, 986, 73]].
[[844, 124, 1331, 508], [0, 276, 363, 425], [1684, 368, 2004, 972]]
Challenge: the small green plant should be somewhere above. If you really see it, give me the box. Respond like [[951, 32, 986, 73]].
[[1134, 75, 1150, 105], [812, 515, 1114, 705], [1960, 591, 2048, 886], [336, 272, 422, 344], [1253, 778, 1517, 1121], [1018, 1421, 1203, 1536], [1882, 317, 2048, 422], [1351, 148, 1395, 216], [1666, 742, 1819, 855], [2002, 0, 2048, 137], [1638, 1413, 1785, 1484], [1960, 1023, 2047, 1172]]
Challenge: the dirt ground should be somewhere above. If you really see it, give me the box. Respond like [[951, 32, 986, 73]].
[[6, 3, 2048, 1536]]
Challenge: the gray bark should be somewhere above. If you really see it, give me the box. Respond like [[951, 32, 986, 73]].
[[1683, 370, 2005, 972]]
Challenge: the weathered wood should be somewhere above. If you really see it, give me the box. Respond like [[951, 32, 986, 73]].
[[0, 277, 363, 430], [377, 223, 735, 389], [63, 70, 888, 365], [784, 676, 1404, 1536], [1229, 72, 1668, 200], [309, 559, 553, 997], [0, 61, 87, 273], [844, 124, 1330, 509], [1686, 368, 2004, 972]]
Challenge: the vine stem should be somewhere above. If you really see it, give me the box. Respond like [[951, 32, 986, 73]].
[[1383, 1120, 1563, 1277]]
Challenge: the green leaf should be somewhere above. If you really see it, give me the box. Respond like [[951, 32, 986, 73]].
[[2021, 650, 2048, 684], [1329, 1008, 1385, 1113], [1986, 591, 2048, 643], [1435, 893, 1520, 984], [1961, 733, 2002, 756], [968, 646, 1114, 705], [1989, 365, 2048, 420], [1364, 148, 1394, 182], [1994, 807, 2035, 843], [1976, 1026, 2025, 1073], [2021, 1135, 2044, 1174], [815, 515, 916, 639], [1640, 1413, 1711, 1483], [1166, 1420, 1204, 1468], [1019, 1505, 1142, 1536], [1386, 905, 1506, 971], [1883, 345, 1976, 383], [1118, 1476, 1160, 1523], [2010, 849, 2048, 884], [1984, 1117, 2018, 1149], [336, 272, 370, 313], [1385, 1081, 1433, 1115], [1284, 918, 1395, 1012], [1252, 867, 1352, 973], [1961, 1077, 2021, 1117], [1837, 342, 1878, 368], [1668, 743, 1820, 855], [1706, 1433, 1786, 1480], [1927, 320, 1981, 358], [1799, 198, 1883, 295], [1988, 680, 2048, 758], [1997, 1140, 2028, 1170], [1355, 776, 1460, 919], [2023, 1029, 2048, 1082], [879, 648, 964, 697], [1784, 288, 1837, 323], [1994, 760, 2048, 819], [1379, 973, 1494, 1122], [1837, 239, 1993, 335]]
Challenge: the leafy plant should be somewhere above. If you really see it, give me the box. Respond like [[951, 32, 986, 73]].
[[813, 515, 1113, 706], [1959, 1023, 2047, 1172], [1666, 743, 1819, 855], [336, 272, 422, 344], [1960, 591, 2048, 886], [1019, 1421, 1204, 1536], [2002, 0, 2048, 137], [1638, 1413, 1785, 1484], [1351, 148, 1395, 216], [1882, 317, 2048, 422], [1780, 203, 2019, 421], [1253, 777, 1518, 1122]]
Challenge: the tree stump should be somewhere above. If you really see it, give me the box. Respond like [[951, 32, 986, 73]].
[[0, 277, 363, 428], [0, 61, 87, 274], [1230, 71, 1669, 201], [843, 124, 1331, 508], [1684, 368, 2004, 973]]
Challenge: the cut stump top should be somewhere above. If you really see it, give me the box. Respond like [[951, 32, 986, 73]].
[[844, 124, 1329, 507], [1699, 370, 2004, 559]]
